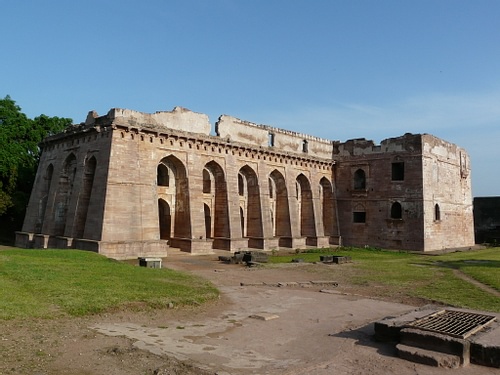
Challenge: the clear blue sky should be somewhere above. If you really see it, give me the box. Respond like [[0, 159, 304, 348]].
[[2, 0, 499, 197]]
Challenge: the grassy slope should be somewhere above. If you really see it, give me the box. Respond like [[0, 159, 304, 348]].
[[0, 249, 219, 319]]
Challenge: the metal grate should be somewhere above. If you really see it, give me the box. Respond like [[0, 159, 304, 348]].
[[408, 310, 496, 339]]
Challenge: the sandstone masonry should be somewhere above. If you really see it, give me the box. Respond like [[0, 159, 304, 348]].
[[16, 107, 475, 259]]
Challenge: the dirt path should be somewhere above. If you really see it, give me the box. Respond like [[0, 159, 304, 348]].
[[452, 268, 500, 297], [2, 252, 498, 375]]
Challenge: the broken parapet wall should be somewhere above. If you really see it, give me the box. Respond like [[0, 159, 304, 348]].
[[333, 133, 423, 157], [216, 115, 335, 159], [84, 106, 212, 135]]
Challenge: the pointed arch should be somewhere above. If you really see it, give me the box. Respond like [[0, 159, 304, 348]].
[[53, 153, 77, 236], [239, 165, 263, 238], [205, 161, 229, 238], [36, 164, 54, 233], [269, 170, 291, 240], [74, 156, 97, 238], [158, 199, 172, 240], [320, 177, 335, 236], [353, 169, 366, 190], [296, 174, 315, 237], [157, 155, 191, 239]]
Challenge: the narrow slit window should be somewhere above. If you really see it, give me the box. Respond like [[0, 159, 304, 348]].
[[268, 133, 275, 147], [435, 204, 441, 221], [302, 139, 308, 153]]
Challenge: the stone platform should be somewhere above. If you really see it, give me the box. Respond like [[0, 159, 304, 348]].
[[374, 305, 500, 368]]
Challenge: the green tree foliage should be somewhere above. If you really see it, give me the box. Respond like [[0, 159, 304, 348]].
[[0, 95, 72, 242]]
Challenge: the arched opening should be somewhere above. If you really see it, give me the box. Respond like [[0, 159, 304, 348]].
[[74, 156, 97, 238], [270, 170, 291, 242], [239, 165, 263, 239], [353, 169, 366, 190], [157, 164, 169, 186], [297, 174, 315, 237], [204, 204, 212, 238], [391, 202, 402, 219], [435, 204, 441, 221], [36, 164, 54, 233], [238, 173, 245, 196], [203, 168, 211, 193], [53, 154, 77, 236], [158, 199, 171, 240], [240, 206, 245, 236], [320, 177, 335, 236], [157, 156, 191, 240], [205, 161, 229, 239]]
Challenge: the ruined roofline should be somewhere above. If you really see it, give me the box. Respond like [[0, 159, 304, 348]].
[[81, 107, 335, 145], [215, 114, 337, 145]]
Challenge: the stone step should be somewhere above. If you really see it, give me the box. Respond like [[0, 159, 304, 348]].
[[400, 328, 470, 365], [396, 343, 461, 368]]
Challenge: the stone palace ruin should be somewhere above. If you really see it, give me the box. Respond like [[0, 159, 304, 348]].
[[16, 107, 475, 259]]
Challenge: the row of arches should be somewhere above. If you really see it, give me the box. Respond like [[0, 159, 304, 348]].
[[156, 155, 336, 248], [35, 153, 97, 239]]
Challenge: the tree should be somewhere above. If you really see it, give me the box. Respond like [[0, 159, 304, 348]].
[[0, 95, 72, 242]]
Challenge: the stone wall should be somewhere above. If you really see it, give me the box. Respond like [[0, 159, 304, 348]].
[[421, 134, 474, 250], [332, 133, 474, 251], [16, 107, 475, 258]]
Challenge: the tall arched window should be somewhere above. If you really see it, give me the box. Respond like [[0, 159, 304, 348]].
[[353, 169, 366, 190], [391, 202, 402, 219]]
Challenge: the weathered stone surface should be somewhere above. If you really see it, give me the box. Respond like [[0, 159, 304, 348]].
[[16, 107, 474, 259], [396, 343, 461, 368]]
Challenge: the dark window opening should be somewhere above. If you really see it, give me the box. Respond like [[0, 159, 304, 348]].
[[392, 162, 405, 181], [353, 211, 366, 223], [391, 202, 402, 219], [302, 139, 308, 153], [353, 169, 366, 190], [157, 164, 169, 186], [238, 174, 244, 196], [435, 204, 441, 221], [268, 133, 275, 147], [203, 169, 211, 193]]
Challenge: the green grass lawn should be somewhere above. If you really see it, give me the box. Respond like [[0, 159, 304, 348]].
[[0, 249, 219, 319], [270, 247, 500, 312]]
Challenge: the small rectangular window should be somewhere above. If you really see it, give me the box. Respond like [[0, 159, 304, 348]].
[[302, 139, 308, 153], [353, 212, 366, 223], [392, 162, 405, 181], [268, 133, 275, 147]]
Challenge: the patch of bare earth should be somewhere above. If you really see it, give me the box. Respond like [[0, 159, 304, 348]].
[[1, 253, 494, 375]]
